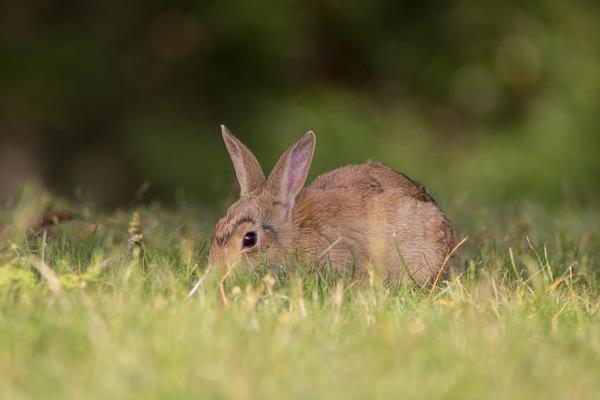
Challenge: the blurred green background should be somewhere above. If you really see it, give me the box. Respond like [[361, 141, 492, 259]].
[[1, 0, 599, 208]]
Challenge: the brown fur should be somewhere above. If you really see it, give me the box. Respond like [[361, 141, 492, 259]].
[[210, 127, 457, 285]]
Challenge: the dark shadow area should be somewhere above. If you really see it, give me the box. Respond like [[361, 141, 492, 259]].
[[1, 1, 599, 208]]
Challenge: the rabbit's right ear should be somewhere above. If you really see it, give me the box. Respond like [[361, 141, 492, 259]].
[[221, 125, 266, 196], [267, 131, 316, 215]]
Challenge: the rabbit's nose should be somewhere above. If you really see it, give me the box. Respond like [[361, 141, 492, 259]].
[[209, 246, 238, 269]]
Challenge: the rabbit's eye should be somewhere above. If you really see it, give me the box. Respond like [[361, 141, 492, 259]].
[[242, 231, 257, 248]]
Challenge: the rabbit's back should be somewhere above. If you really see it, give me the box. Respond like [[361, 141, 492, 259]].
[[292, 162, 455, 283]]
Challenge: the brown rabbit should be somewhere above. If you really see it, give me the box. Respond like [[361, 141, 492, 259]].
[[209, 126, 457, 284]]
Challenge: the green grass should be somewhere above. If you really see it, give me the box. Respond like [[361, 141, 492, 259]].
[[1, 191, 599, 399]]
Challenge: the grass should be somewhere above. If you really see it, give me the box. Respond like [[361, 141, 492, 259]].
[[1, 190, 599, 399]]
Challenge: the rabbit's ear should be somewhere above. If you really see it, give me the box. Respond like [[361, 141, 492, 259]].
[[267, 131, 316, 212], [221, 125, 266, 196]]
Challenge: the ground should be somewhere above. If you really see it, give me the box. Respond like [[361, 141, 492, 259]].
[[0, 189, 599, 399]]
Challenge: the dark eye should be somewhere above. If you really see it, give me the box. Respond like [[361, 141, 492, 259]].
[[242, 231, 257, 248]]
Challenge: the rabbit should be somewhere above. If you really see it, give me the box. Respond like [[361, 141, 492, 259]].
[[209, 125, 457, 284]]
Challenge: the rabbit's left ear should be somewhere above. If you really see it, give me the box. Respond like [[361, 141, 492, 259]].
[[221, 125, 266, 196], [267, 131, 316, 212]]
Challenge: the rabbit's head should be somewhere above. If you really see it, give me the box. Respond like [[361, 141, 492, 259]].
[[209, 126, 315, 268]]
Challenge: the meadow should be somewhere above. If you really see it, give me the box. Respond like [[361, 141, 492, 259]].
[[0, 188, 599, 400], [2, 1, 600, 398]]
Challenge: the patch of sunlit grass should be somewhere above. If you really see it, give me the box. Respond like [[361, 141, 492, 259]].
[[0, 191, 599, 399]]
